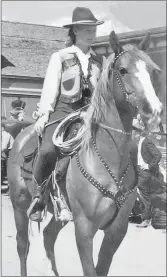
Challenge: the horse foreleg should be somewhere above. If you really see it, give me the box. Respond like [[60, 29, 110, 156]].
[[43, 216, 67, 276], [96, 190, 137, 276], [74, 216, 97, 277], [96, 220, 128, 276], [14, 208, 30, 276]]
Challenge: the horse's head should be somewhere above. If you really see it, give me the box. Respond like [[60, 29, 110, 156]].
[[108, 31, 163, 130]]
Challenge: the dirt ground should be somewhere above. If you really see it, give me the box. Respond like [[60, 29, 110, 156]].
[[1, 193, 166, 276]]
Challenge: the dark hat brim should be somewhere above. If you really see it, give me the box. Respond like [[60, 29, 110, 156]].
[[63, 20, 104, 28]]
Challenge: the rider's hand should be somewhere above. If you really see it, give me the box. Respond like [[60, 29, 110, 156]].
[[140, 164, 149, 170], [35, 112, 49, 136]]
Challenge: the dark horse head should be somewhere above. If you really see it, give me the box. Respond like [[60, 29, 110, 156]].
[[2, 118, 34, 139]]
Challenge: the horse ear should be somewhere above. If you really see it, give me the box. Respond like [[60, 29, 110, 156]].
[[109, 31, 124, 55], [138, 32, 151, 51]]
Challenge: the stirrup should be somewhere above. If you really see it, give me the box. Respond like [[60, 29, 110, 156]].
[[27, 197, 40, 218], [32, 176, 42, 198]]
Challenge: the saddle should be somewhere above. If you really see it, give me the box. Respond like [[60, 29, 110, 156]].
[[52, 110, 86, 155], [16, 112, 83, 200]]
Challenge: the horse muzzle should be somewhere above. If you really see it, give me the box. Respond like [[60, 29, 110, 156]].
[[139, 98, 163, 130]]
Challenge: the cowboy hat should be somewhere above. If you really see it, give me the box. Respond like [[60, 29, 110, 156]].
[[11, 99, 26, 109], [63, 7, 104, 28]]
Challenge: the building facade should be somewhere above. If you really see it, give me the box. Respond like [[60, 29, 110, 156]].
[[1, 21, 166, 123]]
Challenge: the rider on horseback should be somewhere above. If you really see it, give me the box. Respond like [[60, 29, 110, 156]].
[[28, 7, 106, 222], [9, 99, 26, 122]]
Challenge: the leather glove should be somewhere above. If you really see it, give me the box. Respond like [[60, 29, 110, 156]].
[[35, 112, 49, 136]]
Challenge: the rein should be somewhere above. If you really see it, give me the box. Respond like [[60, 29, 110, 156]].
[[98, 122, 132, 136], [132, 125, 167, 137], [112, 50, 139, 108]]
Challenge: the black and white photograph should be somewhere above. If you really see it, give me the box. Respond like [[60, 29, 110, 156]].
[[1, 1, 166, 276]]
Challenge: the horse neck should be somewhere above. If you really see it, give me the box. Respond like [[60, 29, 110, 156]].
[[95, 100, 132, 178], [103, 100, 125, 133], [115, 101, 134, 134]]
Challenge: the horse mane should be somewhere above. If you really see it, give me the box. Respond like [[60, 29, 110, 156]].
[[81, 43, 161, 148], [82, 54, 115, 147], [122, 44, 161, 72]]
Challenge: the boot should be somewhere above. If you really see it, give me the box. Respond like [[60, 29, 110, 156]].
[[136, 219, 151, 228], [27, 177, 44, 222]]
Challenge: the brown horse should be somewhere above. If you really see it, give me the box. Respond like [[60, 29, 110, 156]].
[[2, 118, 34, 139], [7, 31, 163, 276]]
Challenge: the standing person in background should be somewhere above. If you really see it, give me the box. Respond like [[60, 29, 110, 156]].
[[9, 99, 26, 122], [1, 116, 14, 157], [1, 121, 14, 186], [135, 131, 162, 228]]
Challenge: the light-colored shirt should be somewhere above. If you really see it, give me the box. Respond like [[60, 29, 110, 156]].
[[38, 45, 104, 115], [137, 137, 149, 169], [74, 45, 91, 76], [1, 129, 14, 153]]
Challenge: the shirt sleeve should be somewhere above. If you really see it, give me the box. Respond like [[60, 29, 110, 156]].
[[8, 135, 14, 150], [38, 52, 62, 114], [147, 139, 162, 168], [1, 131, 14, 152]]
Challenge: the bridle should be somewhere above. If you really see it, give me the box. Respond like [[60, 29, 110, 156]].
[[97, 50, 136, 137], [112, 50, 139, 108]]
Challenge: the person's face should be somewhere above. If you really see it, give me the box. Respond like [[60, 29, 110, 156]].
[[18, 111, 25, 121], [74, 25, 97, 46]]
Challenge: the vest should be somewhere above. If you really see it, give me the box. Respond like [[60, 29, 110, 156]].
[[59, 48, 103, 103]]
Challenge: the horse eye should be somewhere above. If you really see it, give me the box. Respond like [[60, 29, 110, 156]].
[[119, 68, 127, 75]]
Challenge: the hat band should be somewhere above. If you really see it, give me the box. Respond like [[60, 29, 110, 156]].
[[72, 20, 97, 23], [64, 19, 104, 27]]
